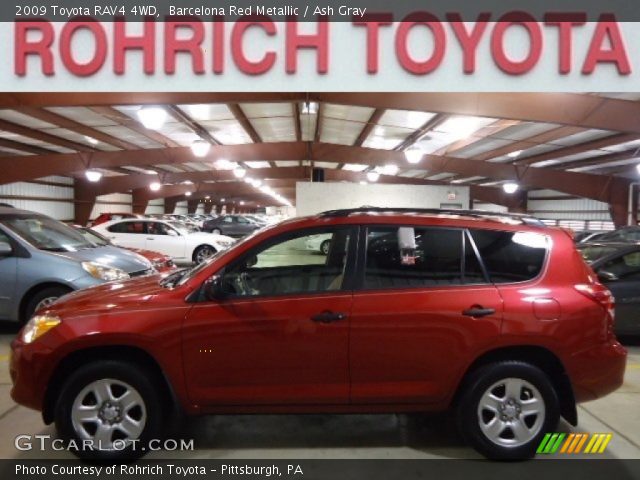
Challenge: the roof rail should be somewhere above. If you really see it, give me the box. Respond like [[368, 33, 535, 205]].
[[319, 207, 546, 226]]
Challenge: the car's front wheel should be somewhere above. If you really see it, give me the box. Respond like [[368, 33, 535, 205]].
[[193, 245, 217, 264], [212, 228, 222, 235], [456, 361, 560, 460], [55, 361, 164, 460]]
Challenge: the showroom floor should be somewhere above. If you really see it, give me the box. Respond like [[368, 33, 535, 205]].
[[0, 325, 638, 460]]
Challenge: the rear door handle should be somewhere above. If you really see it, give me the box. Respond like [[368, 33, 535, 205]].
[[462, 307, 496, 318], [311, 311, 346, 323]]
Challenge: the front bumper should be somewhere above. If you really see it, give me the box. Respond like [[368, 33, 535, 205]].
[[9, 337, 52, 413], [565, 339, 627, 403]]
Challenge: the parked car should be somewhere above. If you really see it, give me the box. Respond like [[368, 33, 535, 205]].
[[305, 233, 332, 255], [573, 230, 608, 243], [578, 242, 640, 335], [588, 226, 640, 243], [88, 212, 143, 228], [9, 208, 626, 461], [0, 207, 154, 323], [202, 214, 262, 237], [93, 218, 235, 264], [74, 226, 176, 273]]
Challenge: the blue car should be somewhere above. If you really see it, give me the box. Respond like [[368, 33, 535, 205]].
[[0, 207, 154, 323]]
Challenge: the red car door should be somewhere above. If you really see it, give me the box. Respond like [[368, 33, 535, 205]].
[[183, 226, 357, 407], [349, 226, 504, 405]]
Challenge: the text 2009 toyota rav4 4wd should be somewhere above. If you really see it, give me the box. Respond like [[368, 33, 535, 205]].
[[10, 208, 626, 460]]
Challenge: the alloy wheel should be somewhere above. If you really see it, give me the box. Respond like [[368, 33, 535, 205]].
[[34, 296, 59, 312]]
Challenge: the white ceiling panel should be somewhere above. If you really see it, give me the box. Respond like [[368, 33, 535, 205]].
[[426, 172, 456, 181], [0, 110, 55, 129], [246, 161, 272, 169], [94, 126, 162, 149], [342, 163, 368, 172], [379, 110, 436, 129], [200, 119, 252, 145], [495, 122, 560, 141], [0, 147, 29, 156], [398, 169, 428, 178], [532, 150, 609, 168], [363, 125, 411, 150], [550, 129, 615, 147], [250, 117, 296, 142], [300, 113, 317, 141], [323, 104, 375, 123], [44, 128, 120, 151], [155, 121, 200, 147], [0, 131, 74, 153], [275, 161, 300, 167], [45, 107, 118, 127], [320, 118, 363, 145], [178, 104, 235, 122], [453, 138, 513, 158], [240, 103, 293, 118], [314, 161, 338, 169]]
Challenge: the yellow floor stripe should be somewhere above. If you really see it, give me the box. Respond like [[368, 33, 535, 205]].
[[598, 434, 613, 453], [590, 434, 605, 454]]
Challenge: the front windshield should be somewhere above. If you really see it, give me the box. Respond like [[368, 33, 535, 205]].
[[3, 216, 96, 252], [77, 228, 110, 246]]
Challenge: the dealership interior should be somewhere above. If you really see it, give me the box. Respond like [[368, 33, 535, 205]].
[[0, 92, 639, 459]]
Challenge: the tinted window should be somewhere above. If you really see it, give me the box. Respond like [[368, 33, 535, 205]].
[[364, 227, 484, 289], [579, 245, 619, 263], [221, 228, 353, 297], [107, 222, 145, 234], [470, 229, 547, 283], [600, 251, 640, 280], [3, 216, 94, 252]]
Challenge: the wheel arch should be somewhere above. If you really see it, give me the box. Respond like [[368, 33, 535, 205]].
[[42, 345, 179, 425], [452, 345, 577, 426], [191, 243, 217, 262], [19, 282, 74, 323]]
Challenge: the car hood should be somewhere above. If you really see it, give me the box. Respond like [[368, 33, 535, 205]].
[[50, 245, 152, 274], [47, 274, 166, 316], [127, 247, 169, 262]]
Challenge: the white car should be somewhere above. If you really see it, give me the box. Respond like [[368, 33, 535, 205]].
[[93, 219, 235, 265], [305, 233, 332, 255]]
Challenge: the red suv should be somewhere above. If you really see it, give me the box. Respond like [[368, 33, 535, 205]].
[[10, 208, 626, 460]]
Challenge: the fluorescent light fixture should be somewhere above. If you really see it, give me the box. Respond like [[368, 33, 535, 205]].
[[404, 147, 423, 164], [507, 150, 523, 159], [381, 164, 399, 175], [182, 180, 194, 185], [503, 182, 519, 194], [239, 201, 245, 205], [215, 159, 235, 170], [220, 197, 226, 202], [366, 171, 380, 182], [233, 167, 246, 178], [137, 107, 167, 130], [84, 170, 102, 182], [191, 139, 211, 158], [149, 182, 162, 191], [302, 102, 319, 114], [84, 136, 99, 145], [205, 195, 210, 199], [185, 191, 192, 197]]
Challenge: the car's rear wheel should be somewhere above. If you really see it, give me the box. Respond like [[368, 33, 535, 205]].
[[320, 240, 331, 255], [212, 228, 222, 235], [193, 245, 217, 264], [456, 361, 560, 460], [55, 361, 163, 460], [25, 286, 71, 321]]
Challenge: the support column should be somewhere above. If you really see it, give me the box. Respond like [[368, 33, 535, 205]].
[[187, 200, 199, 214], [131, 188, 150, 215], [164, 197, 179, 214], [74, 179, 97, 225]]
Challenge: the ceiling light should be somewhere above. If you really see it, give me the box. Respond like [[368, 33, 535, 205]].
[[381, 164, 399, 175], [220, 197, 226, 202], [137, 107, 167, 130], [233, 167, 246, 178], [251, 179, 262, 187], [191, 139, 211, 158], [205, 195, 210, 199], [85, 170, 102, 182], [144, 169, 157, 175], [182, 180, 194, 185], [404, 147, 423, 164], [84, 136, 99, 145], [240, 201, 245, 205], [244, 177, 253, 184], [149, 182, 162, 191], [215, 159, 235, 170], [185, 191, 192, 197], [507, 150, 523, 159], [503, 182, 519, 194], [366, 171, 380, 182]]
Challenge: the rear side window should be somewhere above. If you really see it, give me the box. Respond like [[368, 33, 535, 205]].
[[364, 227, 486, 289], [469, 229, 547, 283], [107, 222, 145, 234]]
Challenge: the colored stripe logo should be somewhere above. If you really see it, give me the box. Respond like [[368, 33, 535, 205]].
[[537, 433, 612, 454]]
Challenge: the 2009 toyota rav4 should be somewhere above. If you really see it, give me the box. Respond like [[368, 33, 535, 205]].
[[10, 208, 626, 460]]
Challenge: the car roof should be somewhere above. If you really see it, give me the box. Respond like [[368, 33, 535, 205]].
[[0, 206, 47, 218]]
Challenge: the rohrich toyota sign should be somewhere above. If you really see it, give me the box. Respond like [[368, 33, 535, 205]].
[[14, 15, 631, 76]]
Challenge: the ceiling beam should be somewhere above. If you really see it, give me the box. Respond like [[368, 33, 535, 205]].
[[293, 103, 302, 142], [0, 118, 94, 152], [436, 119, 519, 156], [227, 104, 262, 144], [0, 142, 308, 185], [89, 106, 180, 148], [0, 137, 57, 155], [166, 105, 221, 145], [314, 93, 640, 135], [394, 113, 447, 151], [15, 107, 139, 150], [354, 109, 385, 147], [0, 93, 305, 108], [314, 103, 324, 143]]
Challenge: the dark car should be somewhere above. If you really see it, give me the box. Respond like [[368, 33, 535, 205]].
[[10, 208, 626, 461], [588, 226, 640, 243], [578, 242, 640, 335], [202, 214, 261, 237]]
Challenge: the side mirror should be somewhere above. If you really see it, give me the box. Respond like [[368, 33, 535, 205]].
[[597, 270, 619, 282], [245, 255, 258, 268], [203, 274, 224, 301], [0, 241, 13, 257]]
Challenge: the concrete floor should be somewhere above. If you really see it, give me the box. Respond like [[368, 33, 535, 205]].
[[0, 324, 638, 460]]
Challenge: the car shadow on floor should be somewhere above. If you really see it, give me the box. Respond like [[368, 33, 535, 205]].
[[165, 413, 478, 458], [0, 321, 20, 335]]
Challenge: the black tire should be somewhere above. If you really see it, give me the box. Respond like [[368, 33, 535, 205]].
[[193, 244, 217, 264], [24, 286, 71, 322], [456, 361, 560, 460], [320, 240, 331, 255], [212, 228, 222, 235], [55, 360, 164, 461]]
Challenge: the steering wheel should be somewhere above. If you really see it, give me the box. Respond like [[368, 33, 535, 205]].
[[234, 272, 257, 296]]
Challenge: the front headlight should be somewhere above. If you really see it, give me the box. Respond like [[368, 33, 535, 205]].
[[82, 262, 130, 282], [22, 315, 61, 344], [217, 240, 234, 249]]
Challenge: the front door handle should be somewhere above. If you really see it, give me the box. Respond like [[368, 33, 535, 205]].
[[311, 311, 346, 323], [462, 306, 496, 318], [147, 237, 154, 240]]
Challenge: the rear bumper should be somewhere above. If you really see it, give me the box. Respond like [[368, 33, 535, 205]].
[[565, 340, 627, 403]]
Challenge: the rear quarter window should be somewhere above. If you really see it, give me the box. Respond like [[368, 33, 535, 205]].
[[469, 229, 547, 283]]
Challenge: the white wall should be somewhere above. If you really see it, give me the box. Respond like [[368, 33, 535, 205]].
[[90, 193, 133, 219], [0, 176, 74, 221], [527, 190, 611, 221], [472, 202, 508, 213], [296, 182, 470, 217], [174, 201, 188, 214], [145, 198, 164, 215]]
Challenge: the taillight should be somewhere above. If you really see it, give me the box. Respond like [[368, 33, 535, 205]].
[[575, 282, 615, 337]]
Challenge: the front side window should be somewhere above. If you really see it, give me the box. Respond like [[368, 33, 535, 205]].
[[108, 222, 145, 234], [2, 216, 94, 252], [599, 251, 640, 280], [469, 229, 547, 283], [364, 227, 479, 289], [221, 228, 354, 297]]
